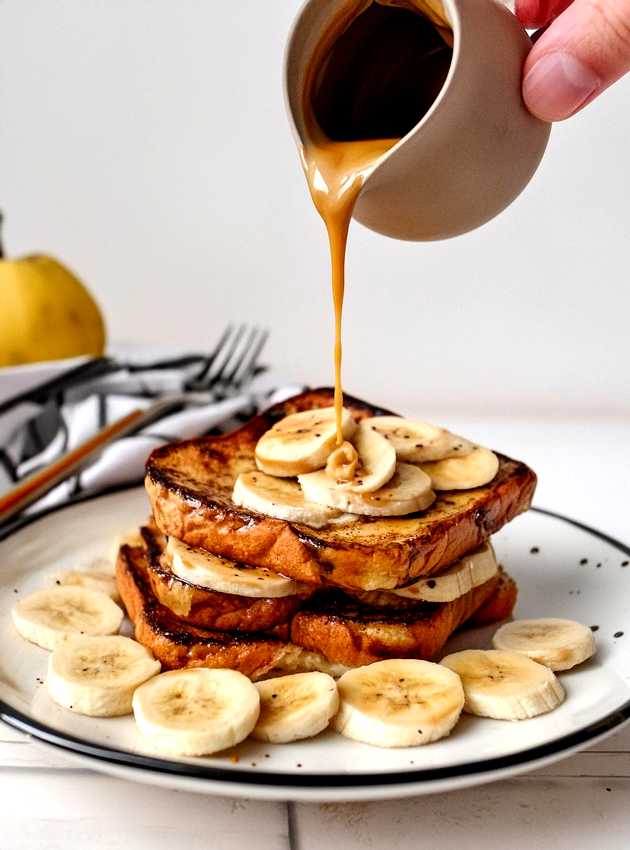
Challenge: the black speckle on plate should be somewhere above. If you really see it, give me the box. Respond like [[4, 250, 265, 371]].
[[614, 631, 624, 639], [530, 546, 540, 554], [591, 625, 599, 632]]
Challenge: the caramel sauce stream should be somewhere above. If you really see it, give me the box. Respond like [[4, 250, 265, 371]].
[[301, 136, 397, 444], [299, 0, 451, 445]]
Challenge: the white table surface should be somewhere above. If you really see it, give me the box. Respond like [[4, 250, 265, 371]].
[[2, 418, 629, 849]]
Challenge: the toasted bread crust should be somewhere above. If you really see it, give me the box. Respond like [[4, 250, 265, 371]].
[[116, 536, 516, 676], [139, 527, 311, 632], [465, 569, 518, 628], [289, 571, 515, 667], [146, 389, 536, 591], [116, 542, 347, 680]]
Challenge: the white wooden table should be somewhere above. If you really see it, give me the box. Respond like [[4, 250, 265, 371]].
[[2, 418, 629, 849]]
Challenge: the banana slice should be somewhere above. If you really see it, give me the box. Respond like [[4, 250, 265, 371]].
[[392, 543, 498, 602], [255, 407, 356, 477], [420, 446, 499, 490], [492, 618, 596, 671], [333, 659, 464, 747], [132, 668, 260, 756], [167, 537, 308, 598], [332, 420, 396, 494], [441, 649, 565, 720], [47, 635, 160, 717], [109, 529, 144, 563], [368, 416, 474, 462], [299, 462, 436, 517], [57, 571, 120, 602], [12, 587, 124, 650], [232, 470, 342, 528], [252, 672, 339, 743]]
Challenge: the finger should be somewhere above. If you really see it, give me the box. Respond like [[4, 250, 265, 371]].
[[515, 0, 573, 29], [522, 0, 630, 120]]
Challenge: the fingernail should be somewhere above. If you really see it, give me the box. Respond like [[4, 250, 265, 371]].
[[523, 52, 601, 121]]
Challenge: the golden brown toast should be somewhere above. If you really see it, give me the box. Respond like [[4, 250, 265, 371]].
[[146, 388, 536, 591], [289, 569, 516, 667], [466, 569, 518, 628], [141, 524, 311, 632], [116, 539, 349, 681]]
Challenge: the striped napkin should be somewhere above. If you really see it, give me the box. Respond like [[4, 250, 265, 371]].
[[0, 351, 301, 518]]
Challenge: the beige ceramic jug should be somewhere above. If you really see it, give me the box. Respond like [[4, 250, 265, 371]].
[[285, 0, 551, 241]]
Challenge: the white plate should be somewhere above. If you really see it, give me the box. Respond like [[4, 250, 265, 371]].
[[0, 487, 628, 802]]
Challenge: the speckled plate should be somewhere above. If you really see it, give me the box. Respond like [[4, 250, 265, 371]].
[[0, 486, 628, 802]]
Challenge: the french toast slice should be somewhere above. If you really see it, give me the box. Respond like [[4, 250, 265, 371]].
[[140, 525, 311, 632], [146, 388, 536, 591], [466, 569, 518, 628], [116, 532, 516, 678], [116, 538, 347, 681], [289, 569, 516, 667]]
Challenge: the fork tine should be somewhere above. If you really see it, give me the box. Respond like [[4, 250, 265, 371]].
[[235, 328, 269, 388], [224, 326, 260, 386], [192, 324, 234, 384], [206, 324, 248, 388]]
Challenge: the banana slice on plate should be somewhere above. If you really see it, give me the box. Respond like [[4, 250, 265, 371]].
[[233, 470, 342, 528], [392, 543, 498, 602], [329, 420, 396, 494], [57, 571, 120, 602], [441, 649, 565, 720], [132, 668, 260, 756], [12, 587, 124, 650], [492, 618, 596, 671], [167, 537, 308, 598], [299, 462, 436, 517], [367, 416, 474, 463], [420, 446, 499, 490], [252, 672, 339, 743], [255, 407, 356, 477], [47, 635, 160, 717], [109, 529, 144, 563], [333, 659, 465, 747]]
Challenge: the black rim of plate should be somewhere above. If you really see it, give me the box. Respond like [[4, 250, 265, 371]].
[[0, 487, 629, 790]]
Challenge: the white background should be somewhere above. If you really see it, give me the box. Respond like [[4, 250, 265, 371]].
[[1, 0, 629, 417]]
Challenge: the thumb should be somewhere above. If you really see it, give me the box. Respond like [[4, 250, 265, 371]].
[[522, 0, 630, 120]]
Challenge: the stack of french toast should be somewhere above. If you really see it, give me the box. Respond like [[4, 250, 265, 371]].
[[115, 389, 536, 681]]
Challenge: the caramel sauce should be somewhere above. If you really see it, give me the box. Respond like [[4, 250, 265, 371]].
[[300, 0, 452, 443]]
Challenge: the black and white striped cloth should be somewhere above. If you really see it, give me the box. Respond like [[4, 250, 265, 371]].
[[0, 351, 300, 519]]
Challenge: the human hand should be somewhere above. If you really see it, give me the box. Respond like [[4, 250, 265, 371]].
[[515, 0, 630, 121]]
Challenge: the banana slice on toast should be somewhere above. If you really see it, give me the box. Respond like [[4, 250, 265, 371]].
[[391, 543, 498, 602], [421, 446, 499, 490], [255, 407, 356, 476], [368, 416, 474, 462], [299, 462, 435, 517], [330, 420, 396, 494], [233, 470, 342, 528], [167, 536, 308, 598]]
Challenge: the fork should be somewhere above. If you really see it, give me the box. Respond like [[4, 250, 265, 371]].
[[0, 325, 269, 525], [187, 325, 269, 391]]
